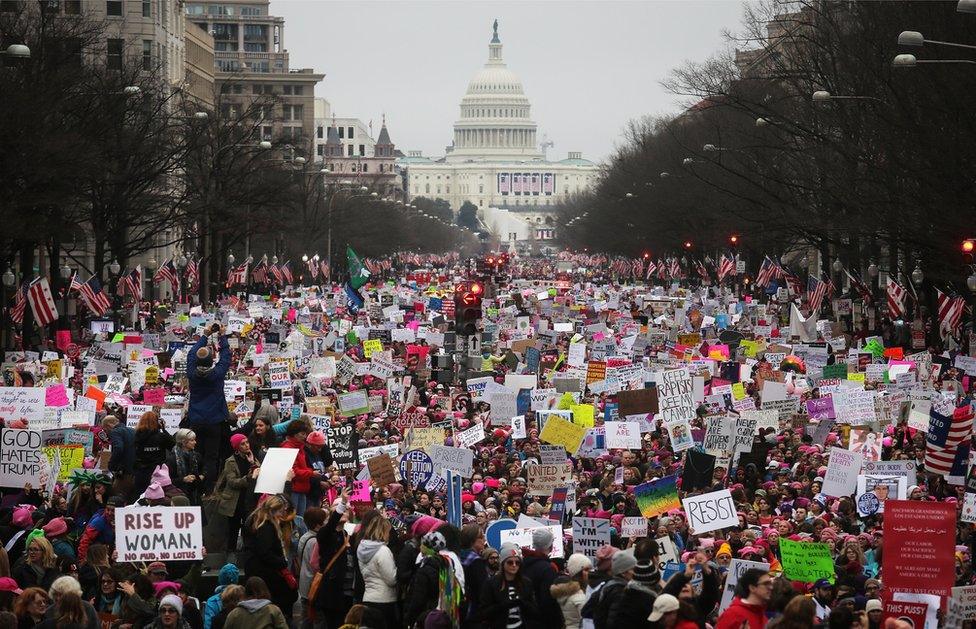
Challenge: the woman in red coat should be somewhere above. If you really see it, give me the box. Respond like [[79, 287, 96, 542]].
[[281, 419, 318, 514]]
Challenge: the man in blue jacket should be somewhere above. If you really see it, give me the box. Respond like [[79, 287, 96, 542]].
[[187, 323, 231, 494]]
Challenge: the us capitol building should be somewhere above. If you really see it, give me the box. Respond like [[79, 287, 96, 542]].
[[400, 21, 600, 246]]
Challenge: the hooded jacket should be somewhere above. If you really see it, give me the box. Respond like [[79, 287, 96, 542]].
[[715, 597, 767, 629], [203, 564, 240, 629], [520, 547, 562, 628], [187, 335, 231, 426], [357, 539, 398, 603], [222, 598, 288, 629], [550, 578, 586, 629]]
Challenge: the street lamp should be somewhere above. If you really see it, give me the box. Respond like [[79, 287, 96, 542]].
[[832, 259, 843, 273], [175, 254, 187, 303], [625, 192, 635, 198], [812, 90, 882, 103], [893, 53, 976, 68], [122, 86, 141, 96], [912, 264, 924, 286], [867, 261, 878, 278], [59, 263, 72, 330], [259, 141, 272, 150], [108, 260, 120, 275], [755, 117, 770, 127], [898, 30, 976, 50]]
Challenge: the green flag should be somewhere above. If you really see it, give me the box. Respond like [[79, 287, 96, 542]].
[[346, 246, 370, 290]]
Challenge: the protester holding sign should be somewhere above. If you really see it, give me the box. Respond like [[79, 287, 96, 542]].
[[187, 323, 232, 493]]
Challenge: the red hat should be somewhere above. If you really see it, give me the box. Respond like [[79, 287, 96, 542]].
[[230, 433, 248, 450], [307, 431, 327, 446]]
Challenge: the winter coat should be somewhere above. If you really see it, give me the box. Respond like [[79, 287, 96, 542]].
[[520, 548, 562, 628], [403, 555, 443, 628], [357, 540, 398, 603], [607, 580, 657, 629], [187, 335, 231, 426], [589, 576, 627, 629], [215, 454, 255, 518], [473, 573, 540, 629], [460, 548, 490, 626], [714, 597, 767, 629], [312, 506, 350, 611], [281, 436, 316, 494], [663, 568, 721, 628], [108, 425, 136, 475], [222, 599, 288, 629], [134, 429, 175, 469], [167, 446, 203, 498], [241, 520, 289, 610], [550, 578, 586, 629], [12, 560, 59, 591]]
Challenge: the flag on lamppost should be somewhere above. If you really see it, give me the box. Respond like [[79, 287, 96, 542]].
[[26, 278, 58, 326]]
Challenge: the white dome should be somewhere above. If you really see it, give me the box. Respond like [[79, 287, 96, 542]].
[[465, 66, 525, 96]]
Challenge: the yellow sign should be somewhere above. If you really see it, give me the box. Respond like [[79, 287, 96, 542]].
[[43, 445, 85, 482], [570, 403, 595, 428], [363, 339, 383, 358], [539, 415, 587, 455], [145, 366, 159, 385], [677, 333, 702, 347], [556, 392, 576, 411], [739, 339, 761, 358], [732, 382, 746, 400], [45, 360, 63, 378], [408, 427, 445, 452], [847, 372, 865, 382]]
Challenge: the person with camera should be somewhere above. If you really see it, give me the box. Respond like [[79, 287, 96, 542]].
[[187, 322, 232, 494]]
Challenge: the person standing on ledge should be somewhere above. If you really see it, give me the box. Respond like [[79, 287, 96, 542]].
[[187, 323, 231, 494]]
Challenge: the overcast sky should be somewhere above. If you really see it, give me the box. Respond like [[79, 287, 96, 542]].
[[276, 1, 748, 164]]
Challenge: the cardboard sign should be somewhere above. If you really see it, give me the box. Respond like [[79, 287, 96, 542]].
[[115, 506, 203, 562], [326, 424, 358, 470], [621, 516, 648, 538], [779, 538, 835, 583], [822, 447, 862, 498], [429, 445, 474, 478], [525, 462, 573, 496], [571, 517, 610, 560], [538, 414, 587, 455], [338, 390, 369, 416], [455, 424, 486, 449], [0, 387, 45, 425], [658, 368, 695, 423], [719, 559, 771, 613], [0, 429, 43, 487], [498, 524, 563, 559], [366, 453, 396, 486], [634, 475, 680, 518], [682, 489, 737, 534], [254, 448, 299, 494], [605, 421, 641, 449]]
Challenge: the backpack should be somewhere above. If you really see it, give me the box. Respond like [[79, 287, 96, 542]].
[[587, 580, 624, 629]]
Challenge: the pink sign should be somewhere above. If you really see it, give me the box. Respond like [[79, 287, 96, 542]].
[[143, 387, 166, 406], [55, 330, 72, 352], [45, 384, 70, 408], [351, 479, 371, 503]]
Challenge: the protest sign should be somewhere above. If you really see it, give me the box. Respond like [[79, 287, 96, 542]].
[[863, 460, 917, 487], [779, 538, 835, 583], [399, 449, 435, 490], [115, 506, 203, 562], [682, 489, 737, 534], [805, 397, 835, 420], [266, 361, 291, 389], [338, 390, 369, 416], [605, 421, 641, 449], [703, 415, 734, 457], [326, 425, 358, 470], [0, 387, 45, 425], [719, 559, 771, 613], [487, 389, 518, 424], [732, 415, 757, 457], [254, 448, 299, 494], [658, 368, 695, 423], [525, 462, 574, 496], [429, 445, 474, 477], [883, 500, 956, 596], [511, 415, 526, 440], [616, 387, 658, 418], [951, 585, 976, 623], [0, 429, 43, 487], [635, 475, 680, 518], [538, 444, 567, 465], [538, 414, 587, 455], [856, 474, 906, 516], [42, 445, 83, 481], [882, 600, 930, 629], [366, 453, 397, 486], [822, 447, 862, 498], [498, 524, 563, 559], [455, 423, 485, 449], [572, 517, 610, 560], [666, 419, 695, 452], [621, 517, 648, 538]]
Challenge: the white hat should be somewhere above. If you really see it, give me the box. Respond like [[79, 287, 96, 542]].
[[648, 593, 679, 622], [566, 553, 592, 577]]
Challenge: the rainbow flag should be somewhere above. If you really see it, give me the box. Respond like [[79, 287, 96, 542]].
[[635, 474, 680, 518]]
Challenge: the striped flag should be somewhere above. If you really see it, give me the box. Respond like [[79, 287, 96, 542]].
[[668, 258, 680, 279], [716, 255, 735, 283], [185, 258, 199, 293], [320, 260, 330, 281], [27, 278, 58, 326], [807, 275, 827, 313], [269, 263, 284, 285], [925, 405, 974, 475], [844, 270, 873, 304], [645, 259, 657, 280], [886, 276, 907, 319], [75, 275, 111, 316], [280, 261, 293, 284], [307, 257, 319, 279], [935, 288, 965, 339], [153, 259, 179, 295], [227, 263, 249, 287], [781, 268, 804, 296], [251, 260, 268, 284], [118, 267, 143, 300], [755, 256, 777, 288], [822, 273, 836, 299], [9, 282, 28, 325], [695, 260, 709, 280]]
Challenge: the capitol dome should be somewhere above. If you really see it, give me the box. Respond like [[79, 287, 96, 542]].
[[446, 21, 543, 163]]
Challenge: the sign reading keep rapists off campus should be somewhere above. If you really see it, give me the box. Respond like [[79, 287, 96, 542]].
[[115, 506, 204, 562]]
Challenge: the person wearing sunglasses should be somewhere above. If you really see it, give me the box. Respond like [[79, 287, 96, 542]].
[[714, 568, 772, 629], [471, 544, 539, 629], [155, 593, 192, 629]]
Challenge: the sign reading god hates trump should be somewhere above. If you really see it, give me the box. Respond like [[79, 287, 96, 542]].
[[115, 506, 203, 562]]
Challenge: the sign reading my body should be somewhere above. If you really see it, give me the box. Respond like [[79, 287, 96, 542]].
[[121, 511, 197, 561]]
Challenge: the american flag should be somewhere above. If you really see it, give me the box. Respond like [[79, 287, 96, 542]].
[[935, 288, 965, 339], [251, 259, 268, 284], [806, 275, 827, 313], [227, 263, 248, 287], [185, 258, 199, 293], [631, 259, 643, 279], [844, 270, 874, 304], [153, 259, 179, 296], [925, 405, 974, 475], [695, 260, 709, 280], [822, 273, 836, 299], [782, 268, 804, 296], [307, 257, 319, 280], [74, 275, 111, 316], [668, 258, 680, 279], [269, 263, 284, 285], [755, 256, 778, 288], [118, 267, 143, 300], [280, 261, 293, 284], [886, 276, 907, 319], [320, 260, 330, 281], [9, 281, 28, 325], [27, 277, 58, 326], [656, 259, 666, 280], [716, 255, 735, 283], [645, 259, 657, 280]]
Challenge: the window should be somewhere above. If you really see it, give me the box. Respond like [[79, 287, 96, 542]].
[[106, 0, 122, 16], [261, 125, 272, 141], [347, 127, 354, 139], [479, 185, 483, 193], [214, 42, 237, 51], [358, 144, 364, 156], [250, 60, 269, 72], [362, 163, 368, 173], [186, 4, 203, 14], [141, 0, 150, 17], [425, 184, 430, 194], [282, 104, 302, 121], [338, 127, 344, 139], [107, 38, 123, 69], [446, 185, 450, 193], [243, 24, 266, 41], [317, 145, 325, 157], [243, 43, 266, 52], [316, 126, 323, 139], [142, 39, 152, 70], [212, 23, 237, 40], [240, 5, 260, 15], [347, 145, 353, 157]]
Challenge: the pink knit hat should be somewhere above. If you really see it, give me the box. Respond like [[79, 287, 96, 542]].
[[410, 515, 444, 538]]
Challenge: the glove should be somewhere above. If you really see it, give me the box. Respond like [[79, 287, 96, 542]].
[[280, 568, 297, 590]]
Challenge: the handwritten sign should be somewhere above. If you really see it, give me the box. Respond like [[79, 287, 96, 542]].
[[115, 506, 203, 562], [0, 387, 45, 425], [429, 445, 474, 478], [538, 414, 587, 455], [658, 368, 695, 424], [572, 517, 610, 560], [822, 447, 862, 498], [779, 538, 835, 583], [682, 489, 737, 534], [0, 429, 43, 487], [605, 421, 641, 449], [525, 462, 574, 496]]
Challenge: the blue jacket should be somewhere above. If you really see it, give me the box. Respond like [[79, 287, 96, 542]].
[[187, 335, 231, 426], [108, 425, 136, 475]]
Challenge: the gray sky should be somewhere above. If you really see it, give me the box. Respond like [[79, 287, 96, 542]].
[[276, 0, 747, 163]]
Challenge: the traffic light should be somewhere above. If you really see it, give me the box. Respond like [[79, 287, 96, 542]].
[[454, 280, 483, 336], [963, 239, 975, 264]]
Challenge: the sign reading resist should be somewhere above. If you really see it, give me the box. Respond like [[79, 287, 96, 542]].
[[682, 489, 738, 534]]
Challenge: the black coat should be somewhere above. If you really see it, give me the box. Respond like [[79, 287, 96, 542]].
[[607, 581, 657, 629], [473, 574, 540, 629], [403, 556, 442, 628], [241, 519, 291, 612], [108, 426, 136, 475], [313, 508, 350, 612], [134, 429, 175, 469], [520, 551, 562, 629]]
